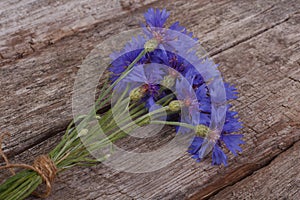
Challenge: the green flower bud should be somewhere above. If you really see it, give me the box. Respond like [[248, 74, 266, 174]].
[[130, 87, 145, 101], [169, 100, 182, 112], [104, 154, 111, 159], [78, 129, 89, 137], [161, 75, 176, 88], [144, 39, 158, 52], [194, 125, 209, 137]]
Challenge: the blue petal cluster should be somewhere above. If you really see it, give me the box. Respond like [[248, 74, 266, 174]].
[[109, 36, 146, 83], [188, 105, 244, 166], [109, 8, 244, 166]]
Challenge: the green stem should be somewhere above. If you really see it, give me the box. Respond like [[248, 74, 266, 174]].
[[95, 49, 146, 110], [150, 120, 195, 130]]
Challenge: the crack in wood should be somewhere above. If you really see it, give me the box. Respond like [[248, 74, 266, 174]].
[[210, 16, 291, 57], [288, 76, 300, 83], [207, 138, 300, 200]]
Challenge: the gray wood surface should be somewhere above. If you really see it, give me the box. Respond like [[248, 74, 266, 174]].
[[1, 0, 300, 199], [210, 140, 300, 200]]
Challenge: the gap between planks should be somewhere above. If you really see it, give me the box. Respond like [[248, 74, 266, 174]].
[[203, 138, 300, 200]]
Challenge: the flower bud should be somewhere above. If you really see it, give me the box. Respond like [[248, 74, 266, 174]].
[[169, 100, 182, 112], [144, 39, 158, 52], [194, 125, 209, 137], [78, 129, 89, 137], [161, 75, 176, 88], [104, 154, 111, 159], [129, 87, 145, 101]]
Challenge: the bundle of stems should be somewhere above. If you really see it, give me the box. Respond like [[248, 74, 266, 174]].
[[0, 50, 191, 200]]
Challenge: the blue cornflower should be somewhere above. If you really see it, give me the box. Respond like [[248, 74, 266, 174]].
[[212, 145, 228, 166], [123, 64, 165, 92], [188, 67, 206, 87], [223, 105, 243, 133], [199, 113, 211, 127], [188, 123, 244, 166], [221, 134, 245, 156], [109, 36, 147, 83], [195, 84, 211, 113], [143, 8, 197, 40], [189, 132, 244, 166], [149, 50, 191, 75], [169, 21, 197, 40], [109, 7, 244, 166], [192, 58, 220, 85], [188, 92, 243, 166], [119, 64, 166, 110], [181, 68, 211, 116], [144, 8, 170, 28], [142, 8, 198, 55], [175, 77, 199, 126], [225, 83, 238, 100], [188, 135, 228, 166], [187, 136, 204, 161]]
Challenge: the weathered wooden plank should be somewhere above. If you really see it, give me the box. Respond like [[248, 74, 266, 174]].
[[210, 140, 300, 200], [0, 0, 297, 158], [1, 0, 161, 156], [0, 0, 299, 199], [0, 0, 158, 63]]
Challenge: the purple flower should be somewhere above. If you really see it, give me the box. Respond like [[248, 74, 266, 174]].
[[175, 78, 199, 126], [119, 64, 166, 111], [221, 134, 245, 156], [109, 36, 146, 83], [223, 105, 243, 133], [144, 8, 170, 28], [109, 7, 244, 166], [199, 113, 211, 126], [189, 131, 244, 166], [169, 21, 196, 40], [195, 84, 211, 113], [149, 50, 192, 75], [188, 136, 204, 161], [143, 8, 197, 41], [123, 64, 165, 92], [188, 136, 229, 166], [212, 145, 228, 166], [188, 103, 244, 165], [225, 83, 238, 100], [142, 8, 198, 55]]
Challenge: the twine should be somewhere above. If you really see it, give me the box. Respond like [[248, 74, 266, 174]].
[[0, 132, 57, 198]]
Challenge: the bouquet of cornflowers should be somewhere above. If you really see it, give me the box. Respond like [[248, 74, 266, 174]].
[[0, 8, 244, 200]]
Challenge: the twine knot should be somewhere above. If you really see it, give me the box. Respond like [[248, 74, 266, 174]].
[[0, 132, 57, 198], [31, 155, 57, 198]]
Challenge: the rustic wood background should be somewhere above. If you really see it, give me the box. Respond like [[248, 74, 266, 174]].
[[1, 0, 300, 199]]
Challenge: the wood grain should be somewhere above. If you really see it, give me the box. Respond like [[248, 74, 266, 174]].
[[0, 0, 300, 199], [210, 141, 300, 200], [0, 0, 158, 63]]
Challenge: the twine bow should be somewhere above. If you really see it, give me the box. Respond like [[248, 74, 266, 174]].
[[0, 132, 57, 198]]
